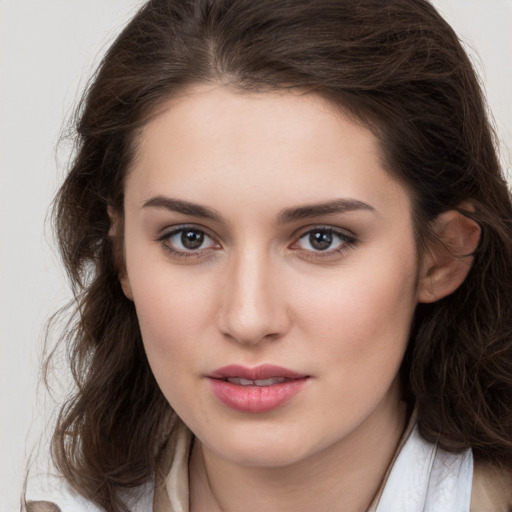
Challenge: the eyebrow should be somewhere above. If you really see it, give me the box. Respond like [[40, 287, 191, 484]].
[[142, 196, 223, 222], [277, 199, 375, 224], [142, 196, 375, 224]]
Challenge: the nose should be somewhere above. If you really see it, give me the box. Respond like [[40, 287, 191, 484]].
[[217, 247, 290, 345]]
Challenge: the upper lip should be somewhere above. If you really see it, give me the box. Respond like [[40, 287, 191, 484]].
[[208, 364, 308, 380]]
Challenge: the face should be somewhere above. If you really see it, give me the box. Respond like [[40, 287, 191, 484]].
[[121, 85, 422, 468]]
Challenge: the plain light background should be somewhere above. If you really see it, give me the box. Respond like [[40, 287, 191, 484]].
[[0, 1, 511, 510]]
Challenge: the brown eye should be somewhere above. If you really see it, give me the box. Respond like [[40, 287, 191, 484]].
[[159, 227, 218, 256], [309, 230, 333, 251], [293, 227, 356, 255], [181, 230, 204, 249]]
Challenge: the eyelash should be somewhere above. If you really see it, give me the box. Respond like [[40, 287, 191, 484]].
[[157, 225, 220, 259], [291, 226, 357, 259], [157, 225, 357, 260]]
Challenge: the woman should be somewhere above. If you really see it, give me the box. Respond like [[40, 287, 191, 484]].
[[23, 0, 512, 510]]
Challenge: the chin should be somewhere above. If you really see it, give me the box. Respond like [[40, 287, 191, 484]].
[[216, 442, 311, 468], [198, 420, 332, 468]]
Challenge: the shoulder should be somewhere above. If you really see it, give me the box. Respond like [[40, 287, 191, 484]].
[[22, 473, 103, 512], [23, 501, 61, 512], [471, 461, 512, 512], [22, 473, 155, 512]]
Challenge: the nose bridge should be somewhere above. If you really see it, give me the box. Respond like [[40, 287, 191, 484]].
[[219, 242, 288, 344]]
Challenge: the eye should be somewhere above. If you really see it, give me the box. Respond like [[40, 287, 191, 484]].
[[158, 226, 219, 257], [292, 227, 356, 255]]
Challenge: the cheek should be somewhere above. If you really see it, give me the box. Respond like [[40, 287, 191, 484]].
[[125, 257, 218, 377], [294, 247, 419, 372], [129, 272, 219, 419], [291, 264, 418, 430]]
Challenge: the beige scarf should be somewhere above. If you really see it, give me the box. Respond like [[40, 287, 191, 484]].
[[23, 420, 512, 512]]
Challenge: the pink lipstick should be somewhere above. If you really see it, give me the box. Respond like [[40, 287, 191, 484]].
[[207, 364, 309, 413]]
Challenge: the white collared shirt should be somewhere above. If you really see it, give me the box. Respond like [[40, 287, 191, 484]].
[[24, 422, 474, 511]]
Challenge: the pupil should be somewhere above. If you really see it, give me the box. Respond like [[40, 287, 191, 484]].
[[310, 231, 332, 250], [181, 230, 204, 249]]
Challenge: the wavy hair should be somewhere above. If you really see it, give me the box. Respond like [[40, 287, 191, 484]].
[[48, 0, 512, 509]]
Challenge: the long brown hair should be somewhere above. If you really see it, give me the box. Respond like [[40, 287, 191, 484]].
[[49, 0, 512, 509]]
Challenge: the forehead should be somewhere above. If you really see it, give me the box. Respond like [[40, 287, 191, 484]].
[[125, 85, 411, 220]]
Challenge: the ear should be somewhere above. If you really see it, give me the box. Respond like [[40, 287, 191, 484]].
[[107, 205, 134, 301], [417, 207, 481, 303]]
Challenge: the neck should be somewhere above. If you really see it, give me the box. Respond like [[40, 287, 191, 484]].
[[189, 391, 408, 512]]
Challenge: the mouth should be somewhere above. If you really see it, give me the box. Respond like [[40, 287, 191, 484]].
[[221, 377, 290, 386], [208, 363, 308, 381], [207, 364, 310, 413]]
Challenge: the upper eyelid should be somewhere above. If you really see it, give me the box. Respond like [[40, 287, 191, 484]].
[[157, 224, 216, 240], [156, 224, 356, 248], [157, 226, 220, 259], [292, 224, 356, 240], [290, 228, 358, 260], [290, 226, 357, 251], [157, 225, 221, 253]]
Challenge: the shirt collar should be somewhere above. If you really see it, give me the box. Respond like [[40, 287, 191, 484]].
[[153, 411, 473, 512]]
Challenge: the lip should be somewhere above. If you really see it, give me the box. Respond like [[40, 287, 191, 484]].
[[207, 364, 310, 413], [208, 364, 307, 381]]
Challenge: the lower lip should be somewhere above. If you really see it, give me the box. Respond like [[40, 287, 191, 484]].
[[208, 378, 309, 413]]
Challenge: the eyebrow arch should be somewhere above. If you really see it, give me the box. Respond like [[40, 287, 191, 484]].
[[142, 196, 224, 222], [278, 199, 375, 224]]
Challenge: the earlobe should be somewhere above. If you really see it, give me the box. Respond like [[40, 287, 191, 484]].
[[120, 275, 134, 301], [107, 205, 119, 238], [107, 205, 134, 301], [417, 208, 481, 303]]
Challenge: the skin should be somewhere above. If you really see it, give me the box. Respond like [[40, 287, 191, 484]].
[[118, 85, 478, 511]]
